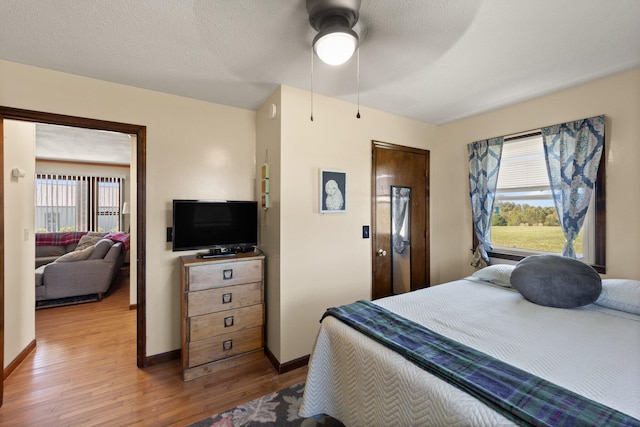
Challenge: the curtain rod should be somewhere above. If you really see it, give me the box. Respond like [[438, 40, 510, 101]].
[[473, 114, 606, 144]]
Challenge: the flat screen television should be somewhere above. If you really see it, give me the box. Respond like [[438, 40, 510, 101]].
[[172, 200, 258, 256]]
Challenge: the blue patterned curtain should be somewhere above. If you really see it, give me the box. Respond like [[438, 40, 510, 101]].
[[468, 137, 504, 267], [542, 115, 605, 258]]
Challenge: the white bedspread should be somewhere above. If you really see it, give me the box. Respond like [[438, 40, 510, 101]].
[[299, 278, 640, 426]]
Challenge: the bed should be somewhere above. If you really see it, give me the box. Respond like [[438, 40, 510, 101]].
[[299, 263, 640, 426]]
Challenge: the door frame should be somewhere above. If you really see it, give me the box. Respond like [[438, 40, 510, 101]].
[[0, 107, 148, 399], [371, 140, 430, 298]]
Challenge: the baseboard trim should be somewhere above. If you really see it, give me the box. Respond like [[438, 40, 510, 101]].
[[144, 349, 180, 366], [4, 339, 36, 380], [264, 347, 309, 374]]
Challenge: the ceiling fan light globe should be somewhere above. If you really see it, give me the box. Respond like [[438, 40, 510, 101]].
[[314, 29, 358, 65]]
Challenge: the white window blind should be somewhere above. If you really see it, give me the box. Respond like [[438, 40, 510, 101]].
[[96, 176, 123, 232], [496, 134, 549, 192], [35, 173, 124, 232]]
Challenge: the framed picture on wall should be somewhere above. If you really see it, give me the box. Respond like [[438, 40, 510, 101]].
[[320, 169, 346, 213]]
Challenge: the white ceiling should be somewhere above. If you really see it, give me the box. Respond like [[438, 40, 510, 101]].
[[1, 0, 639, 125], [36, 123, 132, 164]]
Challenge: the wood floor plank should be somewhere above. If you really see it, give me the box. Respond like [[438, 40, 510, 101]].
[[0, 267, 308, 426]]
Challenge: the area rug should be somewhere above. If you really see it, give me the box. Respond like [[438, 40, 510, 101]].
[[187, 382, 344, 427]]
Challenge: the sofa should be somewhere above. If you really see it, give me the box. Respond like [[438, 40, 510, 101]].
[[35, 232, 128, 303], [35, 231, 87, 268]]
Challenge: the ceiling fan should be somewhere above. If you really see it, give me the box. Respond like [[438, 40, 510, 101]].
[[306, 0, 362, 66]]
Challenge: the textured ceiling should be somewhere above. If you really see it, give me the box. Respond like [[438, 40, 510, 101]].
[[36, 124, 132, 165], [1, 0, 639, 125]]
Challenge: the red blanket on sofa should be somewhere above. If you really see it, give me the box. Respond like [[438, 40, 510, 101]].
[[35, 231, 88, 246], [104, 232, 130, 251]]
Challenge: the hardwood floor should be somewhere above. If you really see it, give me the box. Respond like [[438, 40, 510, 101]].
[[0, 268, 308, 426]]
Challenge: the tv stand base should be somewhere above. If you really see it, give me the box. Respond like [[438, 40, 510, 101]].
[[198, 252, 235, 259]]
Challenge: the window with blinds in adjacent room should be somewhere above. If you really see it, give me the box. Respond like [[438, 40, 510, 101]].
[[35, 173, 125, 233]]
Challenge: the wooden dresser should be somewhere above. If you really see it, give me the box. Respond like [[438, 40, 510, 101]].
[[180, 253, 265, 381]]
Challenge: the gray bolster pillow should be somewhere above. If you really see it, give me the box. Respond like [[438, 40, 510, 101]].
[[511, 255, 601, 308]]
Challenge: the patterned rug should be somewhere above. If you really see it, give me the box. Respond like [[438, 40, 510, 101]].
[[187, 382, 344, 427]]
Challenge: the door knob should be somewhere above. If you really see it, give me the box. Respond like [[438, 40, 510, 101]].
[[377, 249, 387, 257]]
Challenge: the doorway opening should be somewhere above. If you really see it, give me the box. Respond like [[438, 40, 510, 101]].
[[0, 107, 147, 407], [32, 123, 134, 312]]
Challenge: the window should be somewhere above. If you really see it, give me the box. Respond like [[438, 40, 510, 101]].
[[475, 131, 606, 272], [35, 173, 125, 233], [96, 178, 123, 233]]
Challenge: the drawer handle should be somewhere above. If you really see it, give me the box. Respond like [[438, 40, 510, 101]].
[[223, 340, 233, 351], [223, 269, 233, 280], [222, 293, 232, 304], [224, 316, 234, 328]]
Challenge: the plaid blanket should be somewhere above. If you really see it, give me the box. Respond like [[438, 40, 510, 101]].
[[322, 300, 640, 427], [35, 231, 88, 246], [104, 232, 130, 251]]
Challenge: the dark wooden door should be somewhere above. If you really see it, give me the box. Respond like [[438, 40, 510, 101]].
[[372, 141, 430, 300]]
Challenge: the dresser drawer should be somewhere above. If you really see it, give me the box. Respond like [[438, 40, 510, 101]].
[[187, 326, 263, 367], [187, 259, 262, 291], [189, 304, 263, 342], [187, 282, 262, 317]]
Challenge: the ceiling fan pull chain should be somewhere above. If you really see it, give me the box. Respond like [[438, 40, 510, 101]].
[[356, 47, 361, 119], [310, 46, 314, 122]]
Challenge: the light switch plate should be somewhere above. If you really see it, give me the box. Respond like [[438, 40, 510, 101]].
[[362, 225, 370, 239]]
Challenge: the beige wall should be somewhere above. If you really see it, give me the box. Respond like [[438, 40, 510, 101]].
[[1, 59, 256, 356], [36, 161, 129, 174], [269, 85, 438, 362], [3, 120, 36, 368], [255, 88, 283, 360], [437, 68, 640, 282]]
